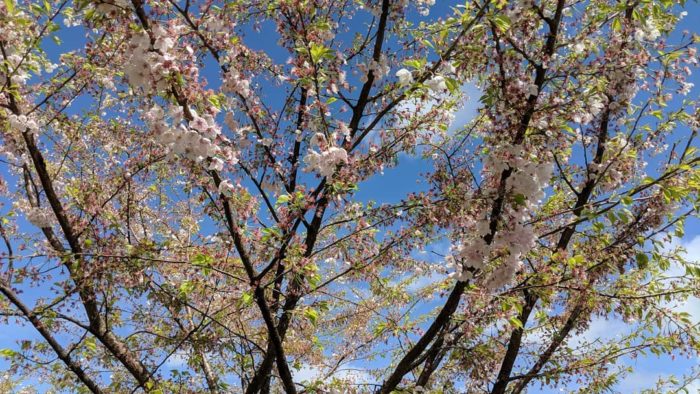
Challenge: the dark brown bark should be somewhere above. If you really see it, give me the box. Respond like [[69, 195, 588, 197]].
[[377, 282, 467, 393], [489, 104, 612, 394], [490, 292, 537, 394], [509, 302, 585, 393], [0, 283, 104, 394], [4, 89, 154, 389]]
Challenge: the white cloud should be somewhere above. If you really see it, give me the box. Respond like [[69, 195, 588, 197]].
[[163, 351, 189, 368], [393, 83, 480, 157], [293, 363, 373, 385], [618, 370, 665, 392], [665, 234, 700, 323], [616, 234, 700, 392], [569, 317, 628, 349], [619, 367, 700, 393], [681, 234, 700, 258], [406, 271, 446, 293], [686, 379, 700, 392]]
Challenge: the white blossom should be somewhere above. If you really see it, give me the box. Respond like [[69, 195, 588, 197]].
[[26, 207, 52, 228], [208, 157, 224, 171], [8, 114, 38, 133], [218, 180, 235, 196], [425, 75, 447, 92], [485, 258, 522, 291], [395, 68, 413, 86], [304, 146, 348, 177], [679, 82, 694, 95], [526, 83, 539, 97], [223, 70, 251, 98]]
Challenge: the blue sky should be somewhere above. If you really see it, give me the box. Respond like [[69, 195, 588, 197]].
[[1, 1, 699, 393]]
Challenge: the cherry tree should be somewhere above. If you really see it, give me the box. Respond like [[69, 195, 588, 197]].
[[0, 0, 699, 392]]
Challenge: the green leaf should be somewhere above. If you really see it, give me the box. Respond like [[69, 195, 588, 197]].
[[0, 348, 17, 358], [192, 253, 213, 267], [513, 194, 527, 206], [567, 255, 585, 267], [192, 253, 213, 276], [309, 43, 333, 64], [674, 221, 685, 238], [4, 0, 14, 14], [240, 292, 254, 307], [403, 59, 425, 69], [179, 280, 195, 296], [612, 18, 622, 31], [276, 194, 291, 205], [207, 94, 222, 109], [508, 316, 524, 330], [304, 308, 319, 325], [636, 252, 649, 269], [85, 337, 97, 352], [491, 14, 511, 32]]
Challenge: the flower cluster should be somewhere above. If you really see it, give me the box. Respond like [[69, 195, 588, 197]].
[[446, 239, 487, 281], [359, 54, 390, 82], [395, 68, 413, 86], [448, 145, 553, 290], [93, 0, 129, 16], [425, 75, 447, 92], [145, 105, 224, 163], [303, 133, 348, 177], [415, 0, 436, 16], [26, 207, 52, 228], [634, 19, 661, 42], [223, 70, 251, 98], [218, 179, 236, 196], [7, 114, 39, 134], [124, 27, 176, 93], [2, 52, 31, 87]]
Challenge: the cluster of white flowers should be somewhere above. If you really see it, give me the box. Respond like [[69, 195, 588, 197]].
[[448, 145, 552, 290], [26, 207, 52, 228], [3, 53, 31, 86], [515, 79, 539, 98], [415, 0, 436, 15], [634, 19, 660, 42], [7, 113, 39, 133], [425, 75, 447, 92], [605, 68, 641, 106], [486, 259, 523, 290], [395, 63, 455, 92], [337, 121, 351, 141], [366, 54, 391, 80], [125, 27, 175, 92], [218, 179, 236, 196], [448, 218, 536, 288], [93, 0, 129, 15], [506, 160, 553, 203], [679, 81, 694, 96], [571, 41, 586, 54], [395, 68, 413, 86], [145, 105, 226, 164], [446, 236, 488, 281], [303, 133, 348, 177], [483, 146, 553, 185], [572, 93, 607, 124], [222, 70, 251, 98]]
